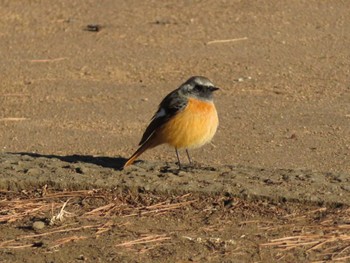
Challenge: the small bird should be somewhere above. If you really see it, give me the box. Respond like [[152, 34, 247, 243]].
[[123, 76, 219, 169]]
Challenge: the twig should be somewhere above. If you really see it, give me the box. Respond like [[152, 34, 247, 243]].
[[333, 255, 350, 261], [50, 199, 74, 225], [260, 233, 350, 251], [0, 201, 61, 223], [96, 220, 118, 235], [123, 200, 196, 217], [50, 235, 88, 248], [84, 203, 118, 216], [0, 244, 36, 249], [0, 224, 99, 248], [116, 234, 170, 248], [0, 117, 28, 121], [206, 37, 248, 45], [29, 57, 67, 63]]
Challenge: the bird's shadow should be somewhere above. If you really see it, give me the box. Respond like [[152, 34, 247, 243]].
[[12, 152, 127, 170]]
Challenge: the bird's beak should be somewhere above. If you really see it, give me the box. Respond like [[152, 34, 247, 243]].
[[210, 86, 219, 91]]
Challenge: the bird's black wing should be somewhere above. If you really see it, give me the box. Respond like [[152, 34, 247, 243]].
[[138, 88, 187, 145]]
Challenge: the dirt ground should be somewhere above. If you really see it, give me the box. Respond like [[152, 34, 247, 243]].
[[0, 0, 349, 262]]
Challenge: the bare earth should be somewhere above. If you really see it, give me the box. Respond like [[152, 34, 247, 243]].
[[0, 1, 349, 262]]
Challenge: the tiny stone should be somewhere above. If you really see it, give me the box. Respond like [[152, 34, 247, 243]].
[[290, 133, 297, 139], [32, 221, 45, 230], [75, 167, 84, 174], [77, 255, 86, 261], [263, 178, 274, 185], [85, 24, 101, 32]]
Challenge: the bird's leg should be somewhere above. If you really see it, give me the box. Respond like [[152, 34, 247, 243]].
[[185, 149, 192, 165], [175, 148, 182, 169]]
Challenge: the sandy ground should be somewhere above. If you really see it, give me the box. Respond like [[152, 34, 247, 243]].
[[0, 0, 349, 262]]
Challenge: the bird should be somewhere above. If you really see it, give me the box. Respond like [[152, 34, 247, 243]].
[[123, 76, 219, 169]]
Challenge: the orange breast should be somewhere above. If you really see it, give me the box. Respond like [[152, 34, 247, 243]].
[[157, 97, 218, 149]]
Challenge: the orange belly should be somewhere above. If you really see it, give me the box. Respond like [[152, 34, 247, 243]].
[[156, 97, 218, 149]]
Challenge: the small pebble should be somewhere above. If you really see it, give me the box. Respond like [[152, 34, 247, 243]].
[[32, 221, 45, 230], [290, 133, 297, 139], [85, 24, 101, 32], [77, 255, 87, 261]]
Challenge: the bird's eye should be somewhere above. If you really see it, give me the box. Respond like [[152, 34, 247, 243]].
[[193, 84, 201, 91]]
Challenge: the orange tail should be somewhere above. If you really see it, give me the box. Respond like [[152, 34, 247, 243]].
[[123, 137, 159, 168]]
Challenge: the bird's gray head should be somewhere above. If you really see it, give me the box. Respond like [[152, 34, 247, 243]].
[[179, 76, 219, 101]]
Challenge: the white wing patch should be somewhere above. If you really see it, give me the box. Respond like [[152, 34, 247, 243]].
[[154, 108, 166, 119]]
